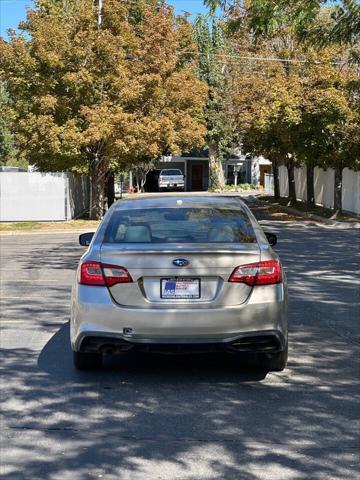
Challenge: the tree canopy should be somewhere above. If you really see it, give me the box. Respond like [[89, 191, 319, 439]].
[[0, 0, 207, 217], [193, 15, 238, 189], [0, 0, 359, 215], [0, 81, 16, 165], [205, 0, 360, 45], [205, 0, 359, 209]]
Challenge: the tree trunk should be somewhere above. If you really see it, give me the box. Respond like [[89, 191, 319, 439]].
[[106, 172, 115, 208], [306, 164, 315, 207], [89, 167, 107, 220], [134, 173, 142, 193], [140, 172, 147, 192], [273, 161, 280, 199], [334, 166, 343, 214], [287, 159, 296, 203], [208, 142, 225, 190]]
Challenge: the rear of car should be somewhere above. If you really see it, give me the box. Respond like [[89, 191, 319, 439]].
[[158, 169, 185, 191], [71, 196, 287, 371]]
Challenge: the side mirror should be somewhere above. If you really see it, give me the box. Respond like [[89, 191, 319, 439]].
[[79, 232, 95, 247], [265, 232, 277, 246]]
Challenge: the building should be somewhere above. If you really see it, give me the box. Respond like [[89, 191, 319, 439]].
[[132, 152, 271, 192]]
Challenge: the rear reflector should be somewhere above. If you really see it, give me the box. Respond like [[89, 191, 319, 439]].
[[79, 262, 132, 286], [229, 260, 282, 286]]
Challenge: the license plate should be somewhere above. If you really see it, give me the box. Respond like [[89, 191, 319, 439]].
[[161, 278, 200, 299]]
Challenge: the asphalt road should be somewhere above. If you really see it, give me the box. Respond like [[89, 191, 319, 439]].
[[1, 203, 359, 480]]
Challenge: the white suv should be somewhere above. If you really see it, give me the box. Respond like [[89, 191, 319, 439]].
[[158, 169, 185, 191]]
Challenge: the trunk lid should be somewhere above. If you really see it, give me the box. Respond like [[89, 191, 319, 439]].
[[100, 243, 260, 308]]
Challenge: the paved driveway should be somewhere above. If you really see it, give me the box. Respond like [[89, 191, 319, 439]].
[[1, 204, 359, 480]]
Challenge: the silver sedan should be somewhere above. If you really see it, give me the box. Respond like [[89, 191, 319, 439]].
[[71, 196, 288, 370]]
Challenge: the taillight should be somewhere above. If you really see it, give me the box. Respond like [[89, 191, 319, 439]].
[[79, 262, 132, 286], [80, 262, 105, 286], [229, 260, 282, 286], [102, 264, 132, 286]]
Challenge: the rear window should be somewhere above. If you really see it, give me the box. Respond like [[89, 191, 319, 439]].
[[104, 207, 256, 244], [160, 169, 183, 176]]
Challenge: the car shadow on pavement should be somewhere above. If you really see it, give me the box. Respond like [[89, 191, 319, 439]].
[[1, 319, 358, 480], [38, 321, 268, 383]]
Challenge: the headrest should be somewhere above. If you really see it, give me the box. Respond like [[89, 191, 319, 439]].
[[124, 225, 151, 243], [208, 226, 235, 242]]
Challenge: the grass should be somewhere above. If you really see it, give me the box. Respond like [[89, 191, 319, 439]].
[[0, 219, 100, 232], [260, 196, 360, 223]]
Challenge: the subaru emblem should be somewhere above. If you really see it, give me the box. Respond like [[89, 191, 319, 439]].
[[173, 258, 189, 267]]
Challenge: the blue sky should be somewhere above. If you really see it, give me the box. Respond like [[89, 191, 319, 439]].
[[0, 0, 209, 38]]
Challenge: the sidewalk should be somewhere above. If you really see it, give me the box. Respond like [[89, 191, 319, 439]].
[[248, 195, 360, 229], [0, 219, 100, 236]]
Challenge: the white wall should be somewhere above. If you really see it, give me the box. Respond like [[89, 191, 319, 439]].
[[279, 166, 288, 197], [0, 172, 91, 221], [314, 167, 334, 209], [0, 171, 90, 223], [295, 165, 307, 202], [342, 168, 360, 215], [278, 166, 359, 214], [0, 172, 67, 221]]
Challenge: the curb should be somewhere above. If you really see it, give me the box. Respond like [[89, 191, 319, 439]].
[[248, 196, 360, 229]]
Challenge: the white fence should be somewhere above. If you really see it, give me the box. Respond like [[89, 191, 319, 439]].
[[278, 166, 360, 214], [0, 172, 90, 221], [264, 173, 274, 194]]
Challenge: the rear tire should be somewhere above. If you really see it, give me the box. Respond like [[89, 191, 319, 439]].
[[73, 351, 102, 370], [257, 344, 288, 372]]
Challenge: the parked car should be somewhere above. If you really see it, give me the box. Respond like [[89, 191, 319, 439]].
[[158, 168, 185, 191], [71, 195, 288, 371]]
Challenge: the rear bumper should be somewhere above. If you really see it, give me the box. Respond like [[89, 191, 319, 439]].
[[71, 283, 287, 352], [76, 330, 286, 355], [159, 185, 184, 190]]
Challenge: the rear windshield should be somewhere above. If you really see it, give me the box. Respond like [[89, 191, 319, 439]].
[[160, 169, 183, 176], [104, 207, 256, 244]]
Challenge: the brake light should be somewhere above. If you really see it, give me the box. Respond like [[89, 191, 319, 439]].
[[79, 262, 132, 286], [229, 260, 282, 285]]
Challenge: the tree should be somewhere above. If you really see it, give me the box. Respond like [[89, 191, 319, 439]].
[[205, 0, 360, 46], [231, 57, 302, 202], [0, 0, 206, 218], [294, 45, 358, 209], [0, 81, 16, 165], [207, 0, 360, 211], [132, 161, 155, 193], [221, 4, 304, 202], [193, 15, 237, 189]]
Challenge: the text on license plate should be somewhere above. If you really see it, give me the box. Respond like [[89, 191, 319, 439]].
[[161, 278, 200, 299]]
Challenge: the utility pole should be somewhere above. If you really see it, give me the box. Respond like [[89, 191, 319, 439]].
[[98, 0, 103, 26], [89, 0, 103, 218]]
